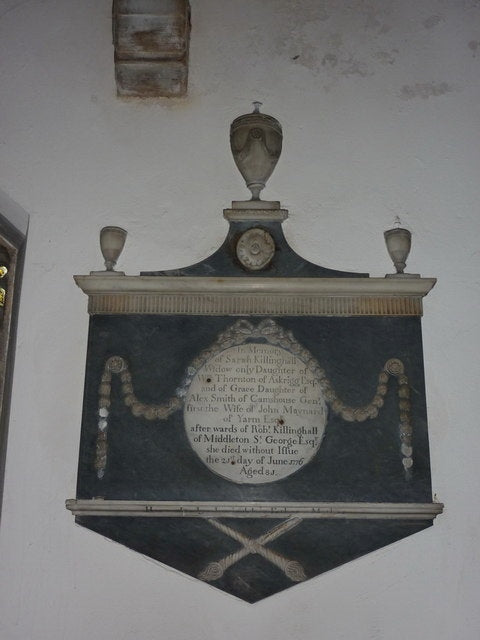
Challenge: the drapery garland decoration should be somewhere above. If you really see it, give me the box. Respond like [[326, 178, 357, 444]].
[[95, 319, 413, 479]]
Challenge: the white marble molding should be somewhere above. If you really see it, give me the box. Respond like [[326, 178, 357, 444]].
[[66, 499, 444, 520], [74, 275, 436, 317]]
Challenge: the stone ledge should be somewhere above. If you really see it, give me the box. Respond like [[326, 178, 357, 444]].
[[74, 275, 436, 296], [74, 275, 436, 316], [66, 499, 444, 520]]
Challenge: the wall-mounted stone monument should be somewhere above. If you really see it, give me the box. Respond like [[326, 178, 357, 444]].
[[67, 105, 443, 603]]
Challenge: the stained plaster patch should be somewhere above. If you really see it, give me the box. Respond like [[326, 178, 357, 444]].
[[399, 82, 453, 100], [423, 15, 443, 29], [468, 40, 480, 57], [374, 50, 398, 65], [272, 2, 400, 91]]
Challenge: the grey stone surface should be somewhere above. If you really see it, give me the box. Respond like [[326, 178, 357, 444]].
[[113, 0, 190, 97]]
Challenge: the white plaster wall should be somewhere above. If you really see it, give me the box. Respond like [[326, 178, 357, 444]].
[[0, 0, 479, 638]]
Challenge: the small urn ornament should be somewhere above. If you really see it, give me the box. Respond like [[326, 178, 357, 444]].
[[384, 218, 419, 278], [230, 102, 282, 206], [91, 226, 127, 275]]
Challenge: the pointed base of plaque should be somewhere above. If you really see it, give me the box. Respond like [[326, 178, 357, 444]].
[[76, 515, 436, 603]]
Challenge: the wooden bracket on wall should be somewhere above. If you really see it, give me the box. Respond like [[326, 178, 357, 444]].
[[113, 0, 191, 97]]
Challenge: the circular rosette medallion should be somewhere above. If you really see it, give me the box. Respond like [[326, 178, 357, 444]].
[[236, 228, 275, 270], [184, 343, 327, 484]]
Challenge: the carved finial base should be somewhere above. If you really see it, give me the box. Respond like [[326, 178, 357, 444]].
[[385, 273, 420, 279], [230, 200, 280, 210]]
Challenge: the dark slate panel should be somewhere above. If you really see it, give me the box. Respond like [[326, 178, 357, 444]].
[[76, 315, 431, 504]]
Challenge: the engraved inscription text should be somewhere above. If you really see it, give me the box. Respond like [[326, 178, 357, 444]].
[[184, 343, 327, 484]]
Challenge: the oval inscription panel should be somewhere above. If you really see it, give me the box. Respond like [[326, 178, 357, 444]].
[[184, 343, 327, 484]]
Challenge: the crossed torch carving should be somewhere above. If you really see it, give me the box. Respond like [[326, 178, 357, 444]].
[[198, 516, 306, 583]]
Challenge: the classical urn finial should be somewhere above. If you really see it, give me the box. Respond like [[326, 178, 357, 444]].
[[384, 217, 420, 279], [99, 226, 127, 274], [230, 103, 282, 202]]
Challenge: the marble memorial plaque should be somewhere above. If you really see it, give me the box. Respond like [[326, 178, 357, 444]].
[[67, 106, 442, 603], [68, 285, 442, 602]]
